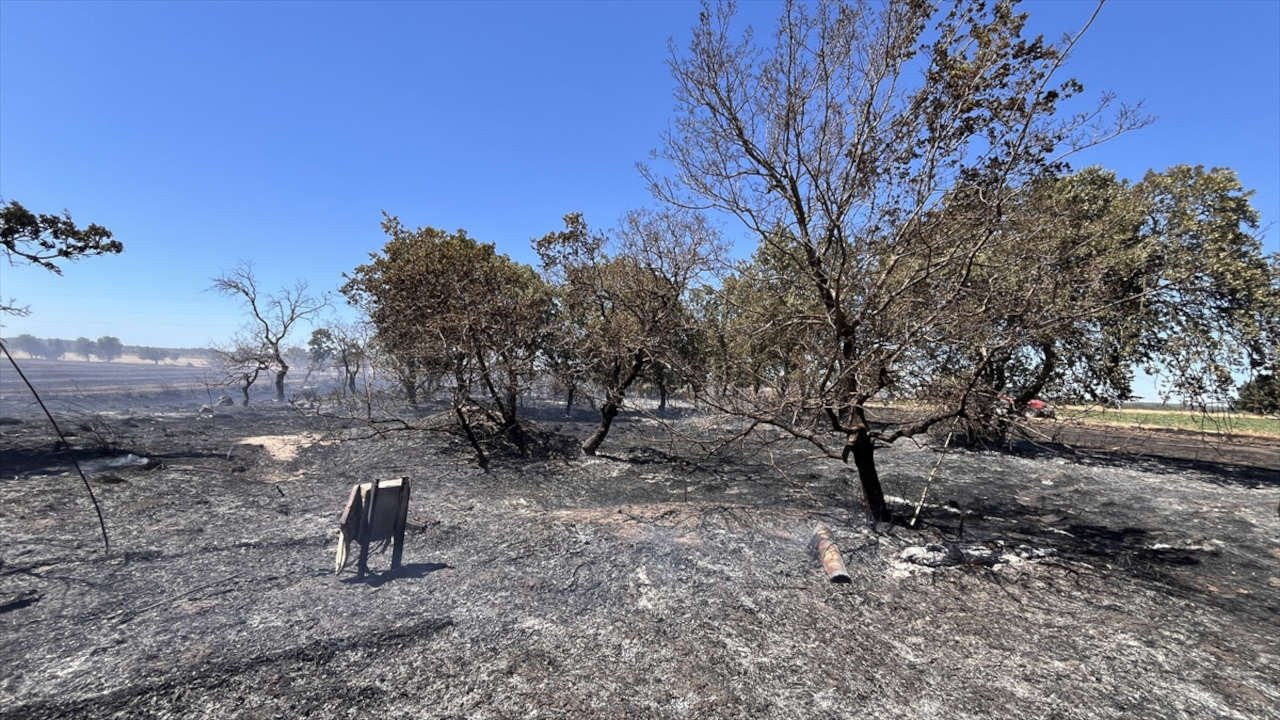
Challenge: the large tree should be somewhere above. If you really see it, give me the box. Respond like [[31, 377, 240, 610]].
[[212, 263, 326, 402], [648, 0, 1167, 521], [536, 208, 721, 454], [343, 215, 553, 466], [943, 165, 1280, 416]]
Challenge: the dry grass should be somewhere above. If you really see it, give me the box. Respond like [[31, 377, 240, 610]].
[[1059, 406, 1279, 440]]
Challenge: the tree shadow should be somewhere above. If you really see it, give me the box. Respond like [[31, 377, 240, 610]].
[[0, 443, 235, 479], [0, 591, 41, 615], [905, 493, 1279, 623], [1004, 438, 1280, 490]]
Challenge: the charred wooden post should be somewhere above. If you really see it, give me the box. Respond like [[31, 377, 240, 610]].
[[810, 524, 851, 583], [335, 477, 411, 577]]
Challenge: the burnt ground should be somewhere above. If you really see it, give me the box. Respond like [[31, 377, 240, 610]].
[[0, 387, 1278, 719]]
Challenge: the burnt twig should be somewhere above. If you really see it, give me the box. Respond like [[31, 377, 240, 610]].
[[0, 339, 110, 554]]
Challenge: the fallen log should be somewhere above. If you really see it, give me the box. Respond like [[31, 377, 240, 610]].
[[810, 524, 852, 583]]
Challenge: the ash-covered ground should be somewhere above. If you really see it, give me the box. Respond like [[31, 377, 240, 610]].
[[1, 380, 1278, 719]]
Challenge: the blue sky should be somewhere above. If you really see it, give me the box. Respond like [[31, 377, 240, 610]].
[[2, 0, 1278, 367]]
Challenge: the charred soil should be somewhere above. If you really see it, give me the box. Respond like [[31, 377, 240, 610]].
[[1, 399, 1278, 719]]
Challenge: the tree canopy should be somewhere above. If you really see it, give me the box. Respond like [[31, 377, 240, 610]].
[[95, 336, 123, 362], [343, 214, 553, 465], [536, 208, 721, 454], [1, 200, 122, 315], [212, 263, 326, 402], [1236, 374, 1280, 416]]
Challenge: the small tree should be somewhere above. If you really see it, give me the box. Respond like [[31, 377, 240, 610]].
[[310, 325, 368, 395], [1237, 374, 1280, 416], [95, 336, 123, 362], [343, 215, 553, 466], [212, 263, 326, 401], [214, 341, 273, 406], [536, 208, 721, 454]]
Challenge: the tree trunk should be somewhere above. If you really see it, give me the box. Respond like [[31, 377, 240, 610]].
[[240, 368, 259, 406], [582, 396, 620, 456], [846, 428, 891, 523], [564, 384, 576, 416], [658, 379, 668, 413], [347, 370, 358, 395], [454, 405, 489, 471], [582, 351, 647, 455], [274, 368, 286, 401], [402, 376, 418, 406]]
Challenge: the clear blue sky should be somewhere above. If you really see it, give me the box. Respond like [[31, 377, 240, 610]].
[[2, 0, 1278, 362]]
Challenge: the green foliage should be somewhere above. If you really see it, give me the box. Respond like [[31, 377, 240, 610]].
[[309, 326, 367, 394], [536, 208, 720, 452], [6, 334, 49, 358], [343, 214, 552, 425], [1, 200, 123, 315], [536, 210, 717, 392], [308, 328, 336, 365], [137, 347, 168, 364], [652, 0, 1275, 520], [1, 200, 122, 274], [73, 337, 96, 360], [969, 165, 1278, 409], [1236, 374, 1280, 416], [701, 234, 825, 396], [95, 336, 123, 362]]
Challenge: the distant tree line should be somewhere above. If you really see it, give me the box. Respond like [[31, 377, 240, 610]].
[[0, 334, 216, 364]]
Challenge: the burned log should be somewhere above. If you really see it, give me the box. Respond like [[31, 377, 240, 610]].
[[810, 524, 852, 583], [335, 477, 411, 578]]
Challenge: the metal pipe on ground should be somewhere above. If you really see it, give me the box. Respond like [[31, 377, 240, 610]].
[[811, 524, 852, 583]]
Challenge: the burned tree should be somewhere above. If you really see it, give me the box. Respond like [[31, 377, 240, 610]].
[[214, 340, 273, 406], [211, 263, 326, 402], [342, 215, 553, 467], [536, 208, 721, 455], [648, 0, 1159, 521]]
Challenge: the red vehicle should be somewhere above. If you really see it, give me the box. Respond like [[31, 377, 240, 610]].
[[994, 394, 1056, 419], [1025, 398, 1055, 419]]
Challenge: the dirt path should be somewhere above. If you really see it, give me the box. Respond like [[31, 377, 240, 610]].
[[1, 405, 1277, 718]]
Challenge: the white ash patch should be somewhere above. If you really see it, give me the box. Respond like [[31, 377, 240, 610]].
[[236, 432, 331, 462], [894, 541, 1058, 574], [1147, 538, 1224, 553]]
